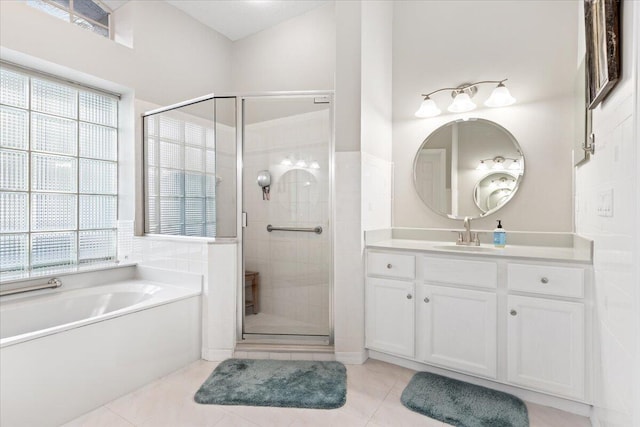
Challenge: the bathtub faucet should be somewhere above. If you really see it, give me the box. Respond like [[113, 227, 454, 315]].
[[48, 277, 63, 288]]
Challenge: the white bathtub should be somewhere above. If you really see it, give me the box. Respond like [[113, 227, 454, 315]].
[[0, 267, 202, 427]]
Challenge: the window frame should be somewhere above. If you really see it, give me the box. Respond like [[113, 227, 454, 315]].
[[26, 0, 114, 40], [142, 110, 218, 238], [0, 62, 120, 281]]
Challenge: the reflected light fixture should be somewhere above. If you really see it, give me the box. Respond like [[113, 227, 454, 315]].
[[415, 79, 516, 118], [476, 155, 522, 171], [492, 156, 505, 170], [476, 160, 489, 171]]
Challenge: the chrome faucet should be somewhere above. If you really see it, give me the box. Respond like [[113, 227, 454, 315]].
[[456, 217, 480, 246]]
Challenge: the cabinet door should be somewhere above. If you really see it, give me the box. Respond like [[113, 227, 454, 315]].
[[366, 277, 415, 358], [417, 285, 497, 378], [507, 295, 585, 400]]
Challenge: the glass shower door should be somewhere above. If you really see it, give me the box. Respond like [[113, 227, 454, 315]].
[[242, 95, 332, 341]]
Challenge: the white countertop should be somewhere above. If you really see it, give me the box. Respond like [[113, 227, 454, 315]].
[[365, 229, 593, 264]]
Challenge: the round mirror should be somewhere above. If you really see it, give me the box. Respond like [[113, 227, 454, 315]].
[[413, 118, 524, 219]]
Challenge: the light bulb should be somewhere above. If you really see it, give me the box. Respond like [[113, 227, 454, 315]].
[[492, 161, 505, 170], [476, 160, 489, 171], [415, 97, 441, 118], [448, 92, 476, 113], [508, 159, 521, 170], [485, 83, 516, 107]]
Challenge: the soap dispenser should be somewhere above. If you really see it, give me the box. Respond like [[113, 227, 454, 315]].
[[493, 220, 506, 248]]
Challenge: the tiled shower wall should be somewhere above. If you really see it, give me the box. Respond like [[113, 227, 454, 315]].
[[244, 110, 330, 330]]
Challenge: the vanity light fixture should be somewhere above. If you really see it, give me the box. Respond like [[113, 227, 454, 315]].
[[415, 79, 516, 118]]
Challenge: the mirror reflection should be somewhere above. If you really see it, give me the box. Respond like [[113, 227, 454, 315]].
[[473, 172, 518, 214], [413, 118, 524, 219]]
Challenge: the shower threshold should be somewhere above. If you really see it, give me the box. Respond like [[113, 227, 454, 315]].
[[239, 335, 331, 347]]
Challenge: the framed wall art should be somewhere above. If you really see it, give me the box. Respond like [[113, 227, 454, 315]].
[[584, 0, 621, 109]]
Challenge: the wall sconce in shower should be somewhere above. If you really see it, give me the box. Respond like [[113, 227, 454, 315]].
[[476, 156, 522, 172], [415, 79, 516, 118]]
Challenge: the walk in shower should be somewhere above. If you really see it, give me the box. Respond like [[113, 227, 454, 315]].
[[142, 92, 333, 345]]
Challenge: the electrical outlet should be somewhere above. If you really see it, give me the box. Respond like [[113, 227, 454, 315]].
[[597, 189, 614, 217]]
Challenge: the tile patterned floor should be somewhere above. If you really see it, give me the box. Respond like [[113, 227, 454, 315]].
[[62, 359, 592, 427]]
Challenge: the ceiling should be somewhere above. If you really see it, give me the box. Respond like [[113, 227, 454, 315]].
[[101, 0, 329, 41]]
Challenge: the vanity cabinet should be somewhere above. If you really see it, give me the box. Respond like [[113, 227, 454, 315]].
[[365, 248, 591, 403], [417, 284, 497, 378], [366, 278, 415, 357], [506, 263, 586, 400], [365, 252, 416, 358]]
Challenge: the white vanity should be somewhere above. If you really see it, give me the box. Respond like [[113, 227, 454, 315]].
[[365, 229, 593, 407]]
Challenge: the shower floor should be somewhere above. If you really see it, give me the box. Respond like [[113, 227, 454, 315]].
[[244, 312, 328, 336]]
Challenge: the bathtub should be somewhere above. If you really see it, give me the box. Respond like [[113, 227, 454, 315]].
[[0, 266, 202, 427]]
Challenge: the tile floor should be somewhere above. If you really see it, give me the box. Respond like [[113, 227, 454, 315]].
[[62, 359, 592, 427]]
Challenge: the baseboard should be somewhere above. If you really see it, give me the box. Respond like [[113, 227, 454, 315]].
[[335, 350, 368, 365], [202, 348, 234, 361], [368, 350, 593, 417]]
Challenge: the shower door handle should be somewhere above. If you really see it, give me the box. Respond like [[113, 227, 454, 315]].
[[242, 212, 247, 228], [266, 225, 323, 234]]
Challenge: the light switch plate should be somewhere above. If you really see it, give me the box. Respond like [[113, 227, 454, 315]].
[[597, 189, 614, 217]]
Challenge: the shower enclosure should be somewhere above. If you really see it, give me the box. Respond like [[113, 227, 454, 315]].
[[142, 92, 333, 345]]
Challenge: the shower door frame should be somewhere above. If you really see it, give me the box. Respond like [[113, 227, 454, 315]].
[[236, 91, 335, 345]]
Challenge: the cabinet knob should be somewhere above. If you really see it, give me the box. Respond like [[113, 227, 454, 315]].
[[540, 277, 549, 284], [406, 294, 413, 300], [386, 263, 392, 269], [510, 309, 517, 316], [424, 297, 430, 303]]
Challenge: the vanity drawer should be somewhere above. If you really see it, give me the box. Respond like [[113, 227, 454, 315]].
[[508, 263, 584, 298], [367, 252, 415, 279], [423, 256, 497, 289]]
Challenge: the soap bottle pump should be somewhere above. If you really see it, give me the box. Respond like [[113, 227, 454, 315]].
[[493, 220, 506, 248]]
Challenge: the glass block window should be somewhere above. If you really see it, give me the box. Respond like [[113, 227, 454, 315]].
[[144, 112, 216, 237], [26, 0, 112, 39], [0, 64, 118, 280]]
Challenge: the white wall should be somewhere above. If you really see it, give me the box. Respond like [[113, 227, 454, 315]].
[[360, 1, 394, 232], [392, 0, 578, 232], [575, 1, 640, 426], [230, 3, 335, 93], [360, 0, 392, 162]]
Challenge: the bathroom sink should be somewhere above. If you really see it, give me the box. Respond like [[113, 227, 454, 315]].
[[432, 245, 498, 253]]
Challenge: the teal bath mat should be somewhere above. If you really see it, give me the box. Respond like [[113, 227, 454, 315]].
[[194, 359, 346, 409], [401, 372, 529, 427]]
